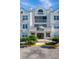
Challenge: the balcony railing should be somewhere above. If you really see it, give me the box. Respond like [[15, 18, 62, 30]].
[[29, 26, 51, 32]]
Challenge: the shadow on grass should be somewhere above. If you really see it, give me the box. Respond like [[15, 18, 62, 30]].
[[40, 42, 59, 49], [40, 46, 54, 49]]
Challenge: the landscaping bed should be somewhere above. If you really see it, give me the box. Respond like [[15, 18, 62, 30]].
[[20, 35, 59, 49]]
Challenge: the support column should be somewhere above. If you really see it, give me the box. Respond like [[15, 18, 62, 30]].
[[44, 32, 46, 39], [35, 32, 37, 37]]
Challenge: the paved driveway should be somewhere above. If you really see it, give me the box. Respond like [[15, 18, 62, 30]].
[[20, 46, 59, 59]]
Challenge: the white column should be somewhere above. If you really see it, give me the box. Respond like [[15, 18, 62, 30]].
[[44, 32, 46, 39], [29, 8, 33, 27], [35, 32, 37, 37]]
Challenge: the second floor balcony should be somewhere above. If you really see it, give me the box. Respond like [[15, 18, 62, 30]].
[[29, 26, 52, 32]]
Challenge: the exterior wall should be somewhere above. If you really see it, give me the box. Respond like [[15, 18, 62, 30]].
[[20, 8, 30, 38], [53, 10, 59, 37], [20, 7, 59, 39]]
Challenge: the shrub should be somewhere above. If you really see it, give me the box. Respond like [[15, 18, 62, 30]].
[[29, 35, 37, 42], [20, 37, 26, 42], [25, 35, 37, 45], [20, 35, 37, 46], [52, 36, 59, 43]]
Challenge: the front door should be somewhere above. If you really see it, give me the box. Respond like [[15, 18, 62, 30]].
[[37, 33, 44, 39]]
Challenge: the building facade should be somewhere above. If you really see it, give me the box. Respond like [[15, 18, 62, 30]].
[[20, 7, 59, 39]]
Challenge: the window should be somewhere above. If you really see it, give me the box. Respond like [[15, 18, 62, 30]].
[[54, 22, 59, 29], [42, 24, 47, 27], [46, 33, 50, 37], [37, 27, 44, 31], [21, 11, 23, 14], [23, 24, 27, 29], [34, 24, 47, 27], [54, 16, 59, 20], [43, 16, 47, 19], [54, 26, 59, 29], [57, 16, 59, 20], [23, 16, 28, 20], [22, 34, 27, 37], [38, 9, 43, 14], [35, 16, 47, 22], [54, 32, 59, 36]]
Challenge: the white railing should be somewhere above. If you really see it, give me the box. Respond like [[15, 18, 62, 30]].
[[30, 26, 51, 32]]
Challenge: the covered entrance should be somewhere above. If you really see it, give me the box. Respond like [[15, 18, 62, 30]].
[[37, 33, 44, 39]]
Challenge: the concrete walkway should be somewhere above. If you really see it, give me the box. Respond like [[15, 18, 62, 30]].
[[20, 46, 59, 59], [35, 39, 52, 45], [37, 39, 52, 43]]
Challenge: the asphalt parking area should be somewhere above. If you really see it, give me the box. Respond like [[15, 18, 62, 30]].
[[20, 46, 59, 59]]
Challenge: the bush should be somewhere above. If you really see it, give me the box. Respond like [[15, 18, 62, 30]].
[[20, 37, 26, 42], [29, 35, 37, 42], [25, 35, 37, 45], [20, 35, 37, 46], [52, 36, 59, 43]]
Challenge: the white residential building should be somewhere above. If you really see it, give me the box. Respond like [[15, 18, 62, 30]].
[[20, 7, 59, 39]]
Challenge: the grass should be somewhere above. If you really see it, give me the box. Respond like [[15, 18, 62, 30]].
[[20, 42, 59, 48]]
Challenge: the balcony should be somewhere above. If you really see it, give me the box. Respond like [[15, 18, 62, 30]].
[[29, 26, 51, 32]]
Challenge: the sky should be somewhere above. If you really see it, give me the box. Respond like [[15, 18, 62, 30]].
[[20, 0, 59, 10]]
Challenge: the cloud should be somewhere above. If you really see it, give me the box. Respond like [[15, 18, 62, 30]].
[[39, 0, 52, 9], [20, 0, 58, 10], [20, 1, 35, 9]]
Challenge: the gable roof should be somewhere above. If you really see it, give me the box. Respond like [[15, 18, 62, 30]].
[[20, 7, 29, 13], [53, 9, 59, 13]]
